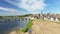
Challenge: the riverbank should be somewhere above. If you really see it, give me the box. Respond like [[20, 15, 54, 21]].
[[9, 20, 32, 34], [8, 19, 60, 34], [32, 19, 60, 34], [21, 20, 32, 33]]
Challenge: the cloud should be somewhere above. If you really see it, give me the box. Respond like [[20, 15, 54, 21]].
[[5, 0, 20, 5], [6, 0, 47, 13], [0, 7, 20, 15]]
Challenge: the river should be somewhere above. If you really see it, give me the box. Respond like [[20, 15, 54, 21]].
[[0, 18, 32, 34]]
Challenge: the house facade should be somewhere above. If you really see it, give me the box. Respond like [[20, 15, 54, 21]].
[[29, 13, 59, 21]]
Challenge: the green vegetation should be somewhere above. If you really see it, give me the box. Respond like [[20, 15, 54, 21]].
[[0, 16, 4, 19], [21, 20, 33, 33], [0, 14, 30, 18]]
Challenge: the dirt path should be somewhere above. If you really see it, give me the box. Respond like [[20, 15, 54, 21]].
[[32, 20, 60, 34]]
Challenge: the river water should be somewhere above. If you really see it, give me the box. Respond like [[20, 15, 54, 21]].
[[0, 18, 32, 34]]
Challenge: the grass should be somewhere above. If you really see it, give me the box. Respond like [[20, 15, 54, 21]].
[[21, 20, 33, 33]]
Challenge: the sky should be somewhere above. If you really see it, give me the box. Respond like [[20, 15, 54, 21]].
[[0, 0, 60, 16]]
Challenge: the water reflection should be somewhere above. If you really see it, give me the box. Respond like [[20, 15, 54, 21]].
[[0, 18, 31, 34]]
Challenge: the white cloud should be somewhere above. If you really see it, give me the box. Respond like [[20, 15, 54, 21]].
[[0, 7, 20, 15], [6, 0, 47, 13], [5, 0, 20, 5]]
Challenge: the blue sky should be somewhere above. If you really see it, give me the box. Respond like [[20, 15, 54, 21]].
[[44, 0, 60, 14], [0, 0, 60, 16]]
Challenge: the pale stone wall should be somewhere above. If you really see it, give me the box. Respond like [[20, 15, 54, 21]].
[[49, 18, 54, 21], [55, 18, 59, 22]]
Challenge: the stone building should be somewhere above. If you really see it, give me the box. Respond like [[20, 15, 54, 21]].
[[29, 13, 59, 21]]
